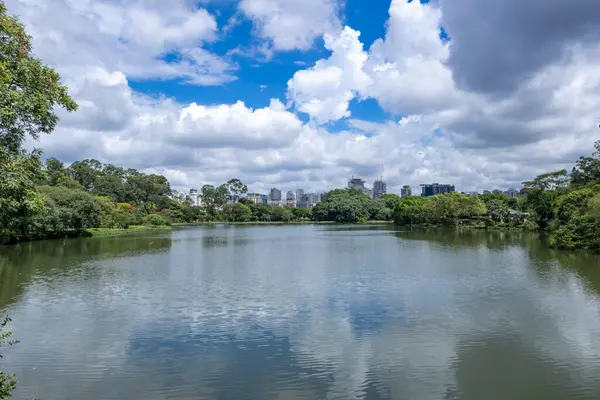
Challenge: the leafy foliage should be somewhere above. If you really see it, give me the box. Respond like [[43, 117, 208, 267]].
[[312, 189, 378, 223], [518, 142, 600, 250], [143, 213, 171, 227], [0, 149, 45, 241], [0, 316, 18, 399], [393, 192, 486, 226], [0, 2, 77, 153]]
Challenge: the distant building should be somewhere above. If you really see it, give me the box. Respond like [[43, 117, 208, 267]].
[[420, 183, 455, 197], [296, 189, 304, 204], [189, 189, 201, 206], [247, 192, 268, 205], [505, 188, 519, 198], [285, 191, 296, 208], [401, 185, 412, 197], [247, 192, 262, 204], [348, 177, 366, 191], [298, 193, 320, 208], [348, 177, 373, 198], [483, 190, 491, 195], [373, 179, 387, 200], [492, 189, 503, 195], [307, 193, 320, 207], [269, 188, 282, 202]]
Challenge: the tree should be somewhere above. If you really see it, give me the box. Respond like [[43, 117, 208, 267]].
[[0, 316, 18, 399], [292, 207, 312, 220], [225, 178, 248, 202], [44, 157, 65, 185], [143, 213, 170, 227], [312, 189, 373, 223], [67, 159, 103, 191], [1, 2, 76, 244], [0, 2, 77, 152], [486, 199, 509, 222], [222, 203, 252, 222], [522, 170, 570, 229], [55, 175, 84, 190], [522, 169, 570, 192], [37, 185, 102, 233], [200, 184, 227, 217], [553, 188, 595, 223], [0, 149, 45, 242], [571, 140, 600, 186], [393, 196, 427, 225], [393, 193, 485, 226], [380, 194, 401, 211]]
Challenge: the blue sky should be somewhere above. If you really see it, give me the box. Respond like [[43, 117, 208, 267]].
[[129, 0, 398, 122]]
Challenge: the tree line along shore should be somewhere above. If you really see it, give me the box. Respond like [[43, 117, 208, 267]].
[[3, 139, 600, 254]]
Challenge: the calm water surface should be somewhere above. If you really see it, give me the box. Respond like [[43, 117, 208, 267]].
[[2, 225, 600, 399]]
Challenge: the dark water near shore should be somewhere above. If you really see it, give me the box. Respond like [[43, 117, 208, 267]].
[[2, 225, 600, 399]]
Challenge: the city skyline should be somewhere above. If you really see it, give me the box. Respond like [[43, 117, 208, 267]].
[[177, 176, 530, 201], [183, 177, 525, 205]]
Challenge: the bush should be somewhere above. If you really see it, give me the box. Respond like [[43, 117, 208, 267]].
[[522, 219, 539, 232], [143, 214, 171, 227], [549, 215, 600, 250]]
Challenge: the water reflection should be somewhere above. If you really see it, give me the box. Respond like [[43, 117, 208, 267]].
[[0, 236, 172, 309], [394, 228, 531, 250], [124, 318, 334, 399], [2, 225, 600, 399]]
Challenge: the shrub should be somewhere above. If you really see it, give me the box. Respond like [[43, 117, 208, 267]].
[[143, 214, 171, 227]]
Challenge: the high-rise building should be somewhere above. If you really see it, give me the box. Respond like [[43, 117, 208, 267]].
[[285, 191, 296, 208], [373, 179, 387, 200], [348, 177, 373, 198], [297, 193, 320, 208], [505, 188, 519, 198], [401, 185, 412, 197], [420, 183, 455, 197], [189, 188, 201, 206], [348, 177, 366, 190], [296, 189, 304, 203], [247, 193, 268, 204], [269, 188, 282, 202], [307, 193, 319, 208], [247, 192, 261, 204]]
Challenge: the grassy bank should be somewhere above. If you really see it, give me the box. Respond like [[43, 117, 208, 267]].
[[86, 225, 173, 237]]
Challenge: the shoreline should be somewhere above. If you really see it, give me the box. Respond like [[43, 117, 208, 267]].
[[86, 225, 174, 237], [172, 220, 393, 226], [2, 221, 533, 245]]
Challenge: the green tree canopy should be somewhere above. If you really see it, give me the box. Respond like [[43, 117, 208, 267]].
[[0, 2, 77, 153]]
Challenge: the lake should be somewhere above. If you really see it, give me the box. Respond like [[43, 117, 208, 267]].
[[2, 225, 600, 399]]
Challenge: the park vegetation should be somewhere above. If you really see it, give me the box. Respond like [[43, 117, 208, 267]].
[[391, 140, 600, 252]]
